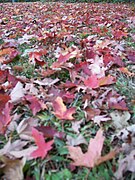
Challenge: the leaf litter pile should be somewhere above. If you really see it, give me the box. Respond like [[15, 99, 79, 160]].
[[0, 2, 135, 179]]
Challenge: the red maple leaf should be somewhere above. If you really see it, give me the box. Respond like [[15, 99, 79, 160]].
[[113, 30, 128, 39], [0, 47, 19, 64], [25, 95, 46, 116], [36, 125, 65, 139], [29, 49, 47, 66], [0, 94, 10, 111], [0, 70, 7, 84], [58, 53, 73, 63], [107, 91, 128, 110], [0, 102, 13, 134], [53, 96, 76, 120], [31, 127, 54, 159], [84, 75, 99, 89]]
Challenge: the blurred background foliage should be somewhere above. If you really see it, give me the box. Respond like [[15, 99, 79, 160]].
[[0, 0, 134, 3]]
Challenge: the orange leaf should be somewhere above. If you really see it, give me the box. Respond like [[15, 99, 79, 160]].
[[119, 67, 134, 76], [96, 150, 118, 166], [99, 75, 116, 86], [53, 96, 76, 120], [114, 30, 128, 39]]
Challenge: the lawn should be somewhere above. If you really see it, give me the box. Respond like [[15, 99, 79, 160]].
[[0, 2, 135, 180]]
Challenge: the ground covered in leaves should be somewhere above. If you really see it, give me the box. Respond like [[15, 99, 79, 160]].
[[0, 2, 135, 180]]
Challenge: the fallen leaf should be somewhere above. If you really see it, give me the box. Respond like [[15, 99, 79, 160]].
[[0, 94, 10, 111], [84, 74, 99, 89], [99, 75, 116, 86], [96, 150, 117, 166], [85, 107, 101, 121], [34, 78, 59, 86], [25, 83, 39, 96], [92, 115, 111, 125], [108, 96, 128, 110], [71, 119, 83, 134], [29, 49, 47, 66], [17, 34, 35, 45], [112, 124, 135, 153], [66, 134, 88, 146], [0, 69, 7, 83], [0, 156, 25, 180], [36, 125, 65, 139], [17, 118, 39, 140], [115, 150, 135, 180], [0, 103, 13, 134], [0, 139, 36, 160], [68, 129, 105, 168], [88, 55, 105, 78], [25, 95, 46, 116], [113, 30, 128, 39], [110, 110, 131, 130], [0, 48, 19, 64], [53, 96, 76, 120], [10, 82, 25, 103], [119, 67, 134, 76], [58, 48, 79, 63], [127, 50, 135, 63], [31, 128, 54, 159]]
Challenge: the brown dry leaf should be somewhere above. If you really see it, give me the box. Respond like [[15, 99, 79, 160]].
[[0, 156, 25, 180], [85, 107, 101, 121]]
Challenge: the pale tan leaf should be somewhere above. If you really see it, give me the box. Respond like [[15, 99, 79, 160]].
[[0, 156, 25, 180], [110, 110, 131, 130], [10, 82, 25, 103]]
